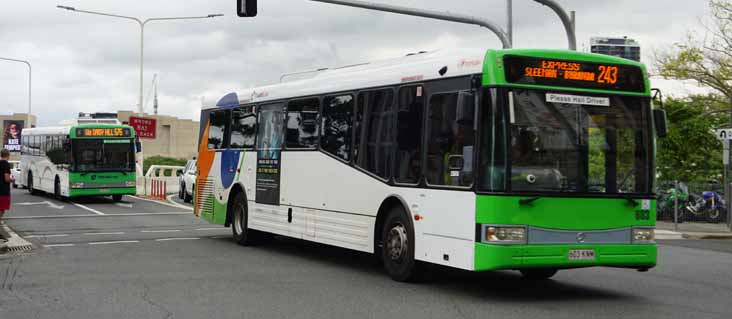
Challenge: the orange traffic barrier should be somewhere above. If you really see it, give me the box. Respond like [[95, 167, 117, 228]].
[[149, 179, 167, 200]]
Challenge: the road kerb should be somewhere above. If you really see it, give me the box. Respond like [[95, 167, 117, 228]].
[[681, 233, 732, 240], [0, 223, 34, 253]]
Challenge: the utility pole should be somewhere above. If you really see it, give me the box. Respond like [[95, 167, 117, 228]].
[[507, 0, 513, 46]]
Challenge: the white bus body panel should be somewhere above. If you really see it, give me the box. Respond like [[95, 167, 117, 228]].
[[239, 151, 476, 270]]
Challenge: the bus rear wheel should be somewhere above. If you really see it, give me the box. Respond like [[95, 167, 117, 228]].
[[54, 178, 62, 199], [231, 192, 262, 246], [112, 195, 123, 202], [519, 268, 558, 280], [27, 172, 38, 196], [381, 206, 422, 282]]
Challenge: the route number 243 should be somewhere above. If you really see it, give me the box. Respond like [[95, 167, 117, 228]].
[[597, 65, 618, 84]]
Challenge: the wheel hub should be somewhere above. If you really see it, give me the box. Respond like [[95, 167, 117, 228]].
[[386, 224, 408, 262]]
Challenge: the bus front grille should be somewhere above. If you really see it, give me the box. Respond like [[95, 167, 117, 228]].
[[196, 179, 215, 215]]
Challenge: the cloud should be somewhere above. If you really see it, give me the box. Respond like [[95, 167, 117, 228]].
[[0, 0, 711, 126]]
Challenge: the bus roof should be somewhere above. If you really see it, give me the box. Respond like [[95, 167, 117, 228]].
[[204, 48, 650, 110], [203, 47, 487, 110]]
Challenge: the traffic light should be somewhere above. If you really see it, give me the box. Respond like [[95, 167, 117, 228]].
[[237, 0, 257, 17]]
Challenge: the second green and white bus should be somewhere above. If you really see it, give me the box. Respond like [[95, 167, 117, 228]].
[[195, 48, 666, 281], [18, 118, 138, 201]]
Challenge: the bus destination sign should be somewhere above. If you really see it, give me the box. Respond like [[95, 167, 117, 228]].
[[504, 55, 645, 92], [76, 127, 131, 138]]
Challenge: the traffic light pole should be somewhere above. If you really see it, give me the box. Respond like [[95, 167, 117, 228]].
[[309, 0, 511, 49], [309, 0, 576, 50]]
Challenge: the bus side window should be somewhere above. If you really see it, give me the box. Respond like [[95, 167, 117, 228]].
[[207, 109, 231, 149], [230, 106, 257, 149], [286, 98, 320, 149], [321, 94, 354, 162], [395, 85, 424, 184], [356, 88, 396, 180]]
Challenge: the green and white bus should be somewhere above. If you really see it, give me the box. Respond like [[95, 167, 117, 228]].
[[196, 48, 666, 281], [18, 119, 138, 201]]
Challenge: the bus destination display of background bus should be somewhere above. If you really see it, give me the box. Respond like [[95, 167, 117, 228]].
[[75, 127, 132, 138], [504, 55, 645, 92]]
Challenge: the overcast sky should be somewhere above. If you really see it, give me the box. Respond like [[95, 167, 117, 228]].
[[0, 0, 711, 126]]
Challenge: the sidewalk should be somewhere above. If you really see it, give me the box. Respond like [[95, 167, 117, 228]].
[[657, 221, 732, 240], [0, 222, 33, 254]]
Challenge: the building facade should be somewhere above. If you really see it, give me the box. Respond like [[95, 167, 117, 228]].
[[590, 37, 641, 62]]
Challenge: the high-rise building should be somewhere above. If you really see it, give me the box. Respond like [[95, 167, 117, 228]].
[[590, 37, 641, 62]]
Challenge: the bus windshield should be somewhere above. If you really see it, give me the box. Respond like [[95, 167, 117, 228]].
[[72, 139, 135, 172], [482, 88, 651, 195]]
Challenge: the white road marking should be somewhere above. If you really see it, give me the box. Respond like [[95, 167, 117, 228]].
[[44, 244, 75, 248], [141, 230, 181, 233], [195, 227, 224, 231], [130, 195, 193, 211], [25, 234, 70, 238], [114, 202, 134, 208], [89, 240, 139, 245], [4, 212, 190, 219], [14, 201, 64, 209], [72, 202, 105, 215], [155, 237, 200, 241], [82, 232, 125, 236]]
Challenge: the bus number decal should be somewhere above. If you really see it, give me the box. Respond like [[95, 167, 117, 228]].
[[597, 66, 618, 85]]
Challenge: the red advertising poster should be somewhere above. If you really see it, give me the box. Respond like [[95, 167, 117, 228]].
[[129, 116, 157, 139]]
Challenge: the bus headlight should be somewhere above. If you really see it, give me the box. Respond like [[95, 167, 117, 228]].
[[125, 181, 137, 187], [482, 226, 527, 244], [70, 182, 85, 189], [632, 227, 655, 243]]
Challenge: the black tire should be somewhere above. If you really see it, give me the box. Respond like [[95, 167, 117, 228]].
[[27, 172, 38, 195], [184, 188, 192, 203], [54, 177, 61, 199], [112, 195, 123, 202], [380, 206, 422, 282], [231, 192, 262, 246], [520, 268, 558, 280], [706, 207, 724, 223], [179, 183, 185, 200]]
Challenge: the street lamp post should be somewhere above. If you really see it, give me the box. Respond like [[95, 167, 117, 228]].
[[0, 57, 32, 127], [56, 5, 223, 115], [56, 5, 222, 179]]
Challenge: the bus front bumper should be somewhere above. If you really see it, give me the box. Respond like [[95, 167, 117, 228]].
[[474, 243, 657, 271], [68, 187, 137, 197]]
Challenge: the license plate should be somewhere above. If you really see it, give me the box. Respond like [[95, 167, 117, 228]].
[[99, 189, 111, 194], [568, 249, 596, 261]]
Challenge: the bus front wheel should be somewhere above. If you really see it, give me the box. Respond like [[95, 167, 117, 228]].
[[519, 268, 558, 280], [381, 206, 422, 282]]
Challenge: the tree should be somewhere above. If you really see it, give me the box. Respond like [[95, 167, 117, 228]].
[[657, 95, 726, 182], [657, 0, 732, 105]]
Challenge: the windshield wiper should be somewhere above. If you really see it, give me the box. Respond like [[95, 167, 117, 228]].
[[519, 196, 541, 206]]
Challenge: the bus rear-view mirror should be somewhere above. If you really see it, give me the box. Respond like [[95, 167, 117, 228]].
[[653, 109, 668, 138]]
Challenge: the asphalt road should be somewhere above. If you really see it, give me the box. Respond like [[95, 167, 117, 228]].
[[1, 188, 731, 319]]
